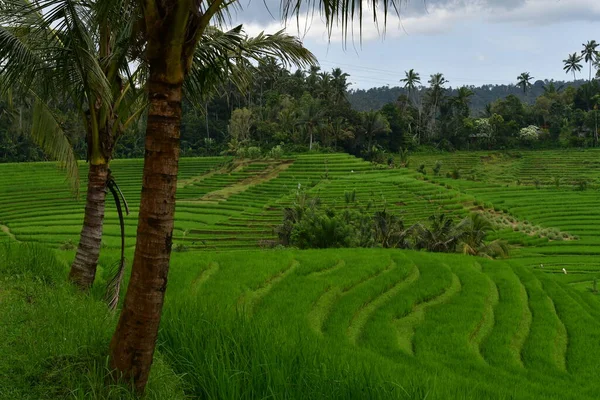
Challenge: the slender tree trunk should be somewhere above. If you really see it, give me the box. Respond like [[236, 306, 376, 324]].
[[109, 76, 182, 391], [595, 108, 598, 147], [69, 163, 109, 289], [205, 102, 210, 140]]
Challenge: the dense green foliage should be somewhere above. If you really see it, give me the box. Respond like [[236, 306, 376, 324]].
[[6, 54, 600, 164], [275, 190, 507, 257]]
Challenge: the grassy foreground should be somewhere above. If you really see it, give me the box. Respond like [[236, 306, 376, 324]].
[[4, 242, 600, 399], [2, 150, 600, 399], [0, 243, 184, 399]]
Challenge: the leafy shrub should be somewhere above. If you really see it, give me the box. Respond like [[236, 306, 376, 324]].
[[235, 147, 247, 159], [246, 146, 262, 159], [552, 176, 561, 188], [291, 211, 359, 249], [417, 164, 426, 175], [268, 145, 284, 160], [433, 161, 442, 176], [576, 179, 588, 191], [451, 167, 461, 179], [59, 240, 76, 250]]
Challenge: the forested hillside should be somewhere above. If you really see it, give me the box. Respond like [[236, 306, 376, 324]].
[[347, 80, 587, 113]]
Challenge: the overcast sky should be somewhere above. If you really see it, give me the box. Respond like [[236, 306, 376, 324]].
[[229, 0, 600, 89]]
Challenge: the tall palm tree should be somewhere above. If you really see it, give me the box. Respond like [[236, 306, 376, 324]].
[[316, 71, 333, 100], [331, 67, 350, 105], [400, 69, 421, 104], [400, 69, 421, 143], [582, 40, 599, 81], [426, 73, 448, 139], [517, 72, 534, 94], [454, 86, 474, 112], [306, 65, 322, 94], [108, 0, 398, 391], [1, 0, 143, 289], [296, 97, 325, 150], [1, 2, 314, 292], [360, 110, 391, 150], [563, 52, 583, 81], [594, 59, 600, 79]]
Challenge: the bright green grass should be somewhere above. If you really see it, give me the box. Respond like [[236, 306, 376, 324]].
[[0, 243, 184, 400], [3, 150, 600, 399]]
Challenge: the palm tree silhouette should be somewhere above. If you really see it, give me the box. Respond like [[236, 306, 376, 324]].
[[563, 52, 583, 81], [517, 72, 534, 94], [400, 69, 421, 105], [582, 40, 599, 81]]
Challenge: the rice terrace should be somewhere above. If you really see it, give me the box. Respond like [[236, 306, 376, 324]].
[[3, 149, 600, 399], [2, 0, 600, 398]]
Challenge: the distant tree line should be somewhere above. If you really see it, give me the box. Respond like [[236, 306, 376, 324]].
[[3, 40, 600, 163], [347, 79, 586, 113]]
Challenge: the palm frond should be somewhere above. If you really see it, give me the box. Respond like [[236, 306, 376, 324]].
[[185, 25, 316, 106], [30, 97, 80, 194], [281, 0, 403, 42], [104, 258, 126, 310], [104, 175, 128, 310], [0, 26, 46, 96], [242, 29, 316, 69]]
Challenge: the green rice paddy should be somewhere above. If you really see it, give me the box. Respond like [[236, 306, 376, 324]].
[[1, 150, 600, 399]]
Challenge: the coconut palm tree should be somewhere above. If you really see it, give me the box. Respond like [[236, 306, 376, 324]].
[[296, 96, 326, 150], [400, 69, 421, 104], [517, 72, 534, 94], [454, 86, 474, 115], [1, 0, 144, 290], [582, 40, 599, 81], [413, 214, 463, 253], [456, 214, 508, 258], [563, 52, 583, 81], [1, 1, 315, 292], [426, 73, 448, 139], [331, 67, 350, 105], [400, 69, 422, 143], [108, 0, 398, 391], [360, 110, 391, 151], [316, 71, 333, 100]]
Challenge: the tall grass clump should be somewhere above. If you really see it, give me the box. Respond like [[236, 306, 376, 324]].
[[0, 243, 184, 400], [160, 299, 430, 400]]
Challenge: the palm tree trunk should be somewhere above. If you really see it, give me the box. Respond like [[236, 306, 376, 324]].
[[109, 76, 182, 391], [69, 163, 109, 289]]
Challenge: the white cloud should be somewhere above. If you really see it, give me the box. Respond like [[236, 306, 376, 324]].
[[234, 0, 600, 43], [489, 0, 600, 24]]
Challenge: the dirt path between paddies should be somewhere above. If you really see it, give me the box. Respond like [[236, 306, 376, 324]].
[[0, 224, 18, 241], [182, 160, 294, 203], [177, 161, 237, 189]]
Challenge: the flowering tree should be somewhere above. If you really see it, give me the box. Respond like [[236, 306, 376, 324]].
[[519, 125, 540, 142]]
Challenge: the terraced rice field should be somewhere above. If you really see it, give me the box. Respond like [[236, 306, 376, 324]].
[[1, 150, 600, 398]]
